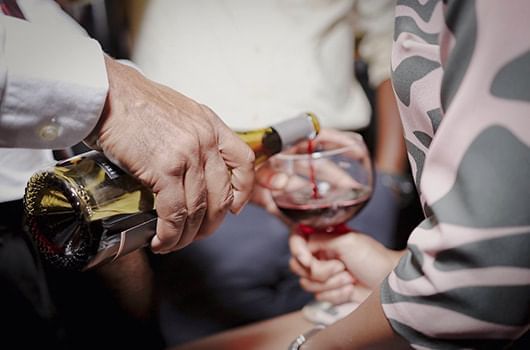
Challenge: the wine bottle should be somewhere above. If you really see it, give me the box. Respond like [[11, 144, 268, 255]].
[[23, 112, 320, 271]]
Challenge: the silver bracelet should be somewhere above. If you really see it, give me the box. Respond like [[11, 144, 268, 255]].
[[288, 325, 326, 350], [379, 171, 415, 206]]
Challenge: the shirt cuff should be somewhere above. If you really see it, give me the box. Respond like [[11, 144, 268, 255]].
[[0, 15, 108, 149]]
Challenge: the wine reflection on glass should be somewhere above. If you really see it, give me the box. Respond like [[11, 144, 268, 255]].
[[269, 130, 373, 235]]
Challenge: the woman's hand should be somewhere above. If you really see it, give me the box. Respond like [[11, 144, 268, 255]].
[[289, 230, 404, 304]]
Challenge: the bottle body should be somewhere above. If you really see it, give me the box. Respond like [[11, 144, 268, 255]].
[[24, 112, 320, 271], [25, 151, 157, 271]]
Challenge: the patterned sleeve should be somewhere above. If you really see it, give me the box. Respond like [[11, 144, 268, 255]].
[[381, 0, 530, 348]]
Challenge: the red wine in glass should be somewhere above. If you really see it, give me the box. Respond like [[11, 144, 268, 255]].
[[275, 187, 371, 235], [271, 130, 373, 235], [307, 139, 320, 199]]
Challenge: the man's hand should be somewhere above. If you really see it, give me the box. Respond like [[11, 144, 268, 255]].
[[87, 56, 255, 253]]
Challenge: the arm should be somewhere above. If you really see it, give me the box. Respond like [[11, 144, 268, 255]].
[[303, 288, 410, 350], [373, 79, 407, 177], [353, 0, 410, 248]]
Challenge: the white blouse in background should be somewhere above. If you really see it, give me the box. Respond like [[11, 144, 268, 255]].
[[131, 0, 395, 130]]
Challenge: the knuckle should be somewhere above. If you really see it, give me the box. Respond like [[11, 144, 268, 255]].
[[313, 275, 326, 284], [343, 284, 355, 293], [244, 146, 256, 165], [167, 162, 188, 177], [218, 187, 235, 212], [195, 125, 217, 148], [189, 199, 207, 216], [153, 152, 189, 177], [342, 285, 355, 299], [198, 103, 213, 115], [337, 271, 351, 285], [174, 129, 203, 154], [222, 188, 235, 207], [206, 191, 233, 220], [168, 207, 188, 226], [197, 106, 221, 134], [186, 202, 207, 227]]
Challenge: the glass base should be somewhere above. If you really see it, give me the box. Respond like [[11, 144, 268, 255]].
[[297, 223, 351, 235]]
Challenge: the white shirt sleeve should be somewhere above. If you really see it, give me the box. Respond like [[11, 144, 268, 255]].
[[0, 13, 108, 149]]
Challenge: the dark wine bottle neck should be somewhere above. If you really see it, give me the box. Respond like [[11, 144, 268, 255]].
[[262, 129, 282, 156]]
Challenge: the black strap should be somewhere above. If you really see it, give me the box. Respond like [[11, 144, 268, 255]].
[[0, 0, 25, 19]]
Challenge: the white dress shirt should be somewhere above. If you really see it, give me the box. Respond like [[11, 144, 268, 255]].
[[0, 0, 108, 202]]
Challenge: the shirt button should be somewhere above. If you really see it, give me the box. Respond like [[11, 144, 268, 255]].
[[39, 124, 59, 141]]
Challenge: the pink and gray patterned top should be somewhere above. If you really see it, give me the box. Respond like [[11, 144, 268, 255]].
[[381, 0, 530, 348]]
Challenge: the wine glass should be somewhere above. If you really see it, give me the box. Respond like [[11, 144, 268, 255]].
[[268, 129, 373, 235]]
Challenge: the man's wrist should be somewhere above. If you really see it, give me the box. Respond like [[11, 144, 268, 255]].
[[83, 97, 109, 151]]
